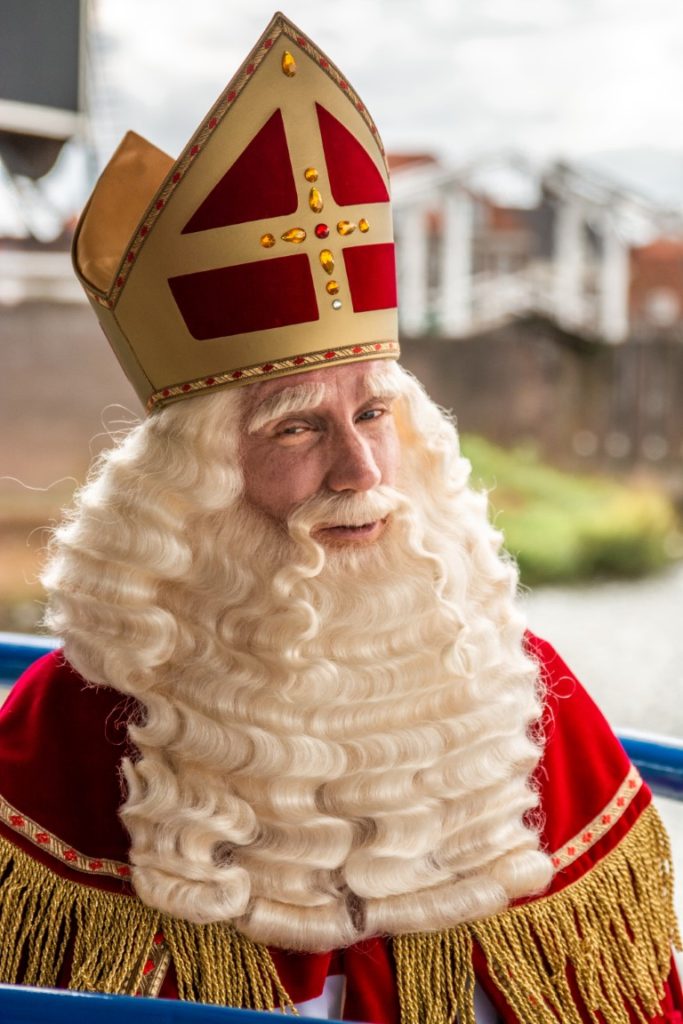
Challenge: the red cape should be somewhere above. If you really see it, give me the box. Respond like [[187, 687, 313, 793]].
[[0, 634, 680, 1023]]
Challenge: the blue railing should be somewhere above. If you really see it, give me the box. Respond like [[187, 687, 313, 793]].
[[0, 984, 331, 1023], [2, 631, 682, 800]]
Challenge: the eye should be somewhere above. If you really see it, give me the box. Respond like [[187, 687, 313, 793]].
[[279, 424, 309, 435], [356, 407, 385, 422]]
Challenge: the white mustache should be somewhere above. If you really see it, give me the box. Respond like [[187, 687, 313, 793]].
[[288, 486, 403, 534]]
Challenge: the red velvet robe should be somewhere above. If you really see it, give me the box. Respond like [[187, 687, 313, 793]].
[[0, 634, 680, 1022]]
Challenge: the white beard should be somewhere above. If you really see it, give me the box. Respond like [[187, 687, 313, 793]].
[[121, 480, 553, 952]]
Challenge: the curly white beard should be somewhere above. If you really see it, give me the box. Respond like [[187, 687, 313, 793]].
[[44, 365, 553, 951]]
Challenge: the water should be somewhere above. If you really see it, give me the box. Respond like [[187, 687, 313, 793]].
[[525, 562, 683, 926]]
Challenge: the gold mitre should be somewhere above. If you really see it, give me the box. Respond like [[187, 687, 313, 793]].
[[73, 12, 399, 412]]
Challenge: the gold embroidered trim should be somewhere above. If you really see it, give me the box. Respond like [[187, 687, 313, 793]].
[[87, 14, 386, 310], [0, 833, 294, 1010], [550, 763, 642, 872], [135, 932, 171, 998], [394, 803, 681, 1024], [145, 340, 400, 411], [0, 793, 130, 880]]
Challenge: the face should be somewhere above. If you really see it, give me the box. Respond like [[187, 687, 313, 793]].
[[239, 361, 400, 546]]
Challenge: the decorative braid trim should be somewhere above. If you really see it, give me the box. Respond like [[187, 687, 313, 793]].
[[87, 14, 387, 310], [0, 832, 294, 1010], [0, 793, 131, 880], [146, 341, 400, 411], [551, 763, 642, 872], [394, 803, 681, 1024]]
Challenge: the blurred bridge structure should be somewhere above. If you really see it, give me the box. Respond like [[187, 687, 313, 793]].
[[391, 153, 683, 344]]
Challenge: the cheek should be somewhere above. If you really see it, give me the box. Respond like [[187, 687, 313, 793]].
[[377, 422, 401, 486], [241, 446, 323, 521]]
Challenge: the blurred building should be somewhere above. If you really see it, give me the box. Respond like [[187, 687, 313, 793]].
[[391, 155, 683, 346]]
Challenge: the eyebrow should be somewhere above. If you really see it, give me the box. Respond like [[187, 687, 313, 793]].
[[246, 371, 400, 434], [247, 382, 327, 434]]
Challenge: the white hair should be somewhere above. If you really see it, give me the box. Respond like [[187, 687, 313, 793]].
[[43, 363, 552, 952]]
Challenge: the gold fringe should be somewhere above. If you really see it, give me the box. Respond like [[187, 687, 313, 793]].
[[0, 837, 293, 1011], [394, 804, 681, 1024], [0, 804, 678, 1021]]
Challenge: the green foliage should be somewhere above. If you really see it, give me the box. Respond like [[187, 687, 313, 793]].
[[461, 435, 680, 585]]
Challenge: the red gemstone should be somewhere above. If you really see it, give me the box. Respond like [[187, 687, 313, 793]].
[[628, 779, 637, 788], [566, 846, 575, 856], [126, 251, 135, 263], [551, 856, 561, 868], [88, 859, 103, 870], [204, 377, 216, 386], [181, 383, 191, 392], [190, 145, 199, 156], [319, 59, 329, 69], [374, 343, 382, 350], [231, 370, 243, 379], [172, 172, 181, 183], [616, 796, 625, 807], [601, 814, 611, 825], [352, 345, 363, 354], [293, 356, 305, 365], [357, 102, 364, 112], [117, 865, 131, 877], [142, 959, 155, 975], [64, 849, 78, 862], [227, 90, 236, 102], [581, 832, 593, 843], [35, 832, 49, 844], [155, 199, 164, 210], [153, 932, 165, 945], [264, 38, 273, 48], [161, 388, 171, 398], [246, 63, 255, 75], [208, 117, 217, 129], [9, 815, 25, 827], [324, 351, 336, 359], [340, 81, 348, 90], [315, 223, 329, 239], [140, 225, 148, 237], [261, 363, 274, 373], [116, 276, 124, 287], [296, 36, 307, 46]]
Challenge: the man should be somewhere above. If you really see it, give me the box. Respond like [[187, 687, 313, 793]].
[[0, 13, 680, 1023]]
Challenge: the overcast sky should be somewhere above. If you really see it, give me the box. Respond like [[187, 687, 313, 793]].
[[4, 0, 683, 237], [92, 0, 683, 173]]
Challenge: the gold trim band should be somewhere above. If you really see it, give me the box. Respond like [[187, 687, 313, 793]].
[[146, 340, 400, 411]]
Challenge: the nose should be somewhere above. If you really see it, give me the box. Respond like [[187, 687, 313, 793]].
[[325, 426, 382, 493]]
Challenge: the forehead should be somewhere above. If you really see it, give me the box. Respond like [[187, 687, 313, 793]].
[[242, 359, 391, 412]]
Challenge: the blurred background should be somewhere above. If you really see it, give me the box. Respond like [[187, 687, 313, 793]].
[[1, 0, 682, 750]]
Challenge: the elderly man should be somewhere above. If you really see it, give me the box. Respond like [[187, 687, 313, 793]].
[[0, 13, 680, 1024]]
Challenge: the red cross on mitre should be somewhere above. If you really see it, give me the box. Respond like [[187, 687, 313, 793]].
[[72, 14, 400, 411]]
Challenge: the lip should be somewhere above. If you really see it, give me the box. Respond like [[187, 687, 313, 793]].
[[313, 517, 388, 545]]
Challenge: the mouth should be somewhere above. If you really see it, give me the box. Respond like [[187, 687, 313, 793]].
[[313, 516, 388, 546]]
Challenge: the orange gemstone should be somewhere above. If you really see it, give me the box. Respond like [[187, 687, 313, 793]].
[[337, 220, 356, 236], [260, 233, 276, 248], [281, 51, 297, 77], [326, 281, 339, 295], [319, 249, 335, 274], [359, 218, 370, 233], [304, 167, 318, 182], [281, 228, 306, 243], [309, 187, 324, 213]]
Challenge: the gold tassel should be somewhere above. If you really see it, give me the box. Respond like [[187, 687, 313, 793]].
[[394, 805, 681, 1024], [0, 836, 293, 1011], [0, 804, 678, 1021]]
